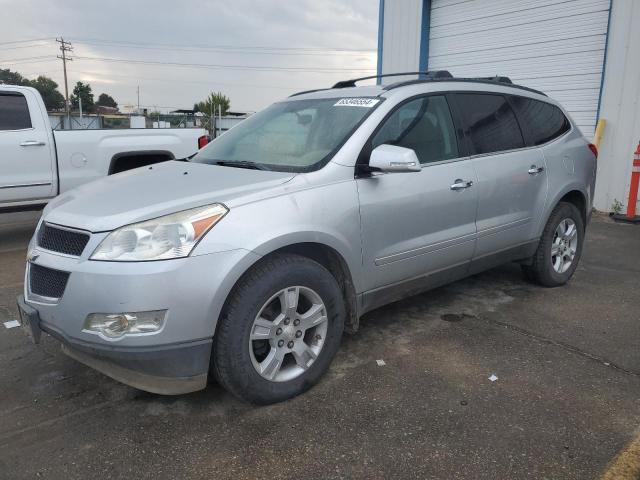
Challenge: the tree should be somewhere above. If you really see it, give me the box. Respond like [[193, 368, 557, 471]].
[[30, 76, 65, 111], [194, 92, 230, 116], [96, 93, 118, 109], [0, 68, 29, 86], [0, 69, 65, 111], [71, 81, 95, 113]]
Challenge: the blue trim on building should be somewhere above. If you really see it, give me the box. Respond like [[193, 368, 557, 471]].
[[595, 0, 613, 122], [377, 0, 385, 84], [419, 0, 432, 77]]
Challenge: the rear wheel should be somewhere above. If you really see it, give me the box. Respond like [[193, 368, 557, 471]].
[[522, 202, 584, 287], [212, 254, 345, 404]]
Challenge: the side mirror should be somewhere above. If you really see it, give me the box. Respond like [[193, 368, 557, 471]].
[[368, 144, 422, 173]]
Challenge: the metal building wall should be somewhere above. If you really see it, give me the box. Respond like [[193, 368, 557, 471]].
[[378, 0, 425, 79], [379, 0, 638, 212], [593, 0, 640, 212], [427, 0, 611, 137]]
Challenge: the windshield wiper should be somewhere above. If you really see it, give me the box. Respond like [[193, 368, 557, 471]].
[[212, 160, 270, 171]]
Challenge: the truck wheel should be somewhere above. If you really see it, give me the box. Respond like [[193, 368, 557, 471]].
[[522, 202, 584, 287], [212, 254, 345, 404]]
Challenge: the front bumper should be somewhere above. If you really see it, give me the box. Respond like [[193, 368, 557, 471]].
[[20, 242, 261, 394], [62, 344, 209, 395], [18, 293, 211, 395]]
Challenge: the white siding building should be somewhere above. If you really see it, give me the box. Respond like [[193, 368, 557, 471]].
[[377, 0, 640, 212]]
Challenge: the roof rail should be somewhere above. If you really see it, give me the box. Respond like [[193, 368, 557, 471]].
[[289, 88, 330, 98], [383, 75, 546, 97], [473, 76, 513, 84], [289, 71, 545, 99], [332, 71, 452, 89]]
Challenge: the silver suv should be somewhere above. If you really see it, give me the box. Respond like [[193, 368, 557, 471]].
[[18, 72, 597, 404]]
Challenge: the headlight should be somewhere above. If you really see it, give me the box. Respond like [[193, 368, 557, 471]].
[[91, 204, 227, 261]]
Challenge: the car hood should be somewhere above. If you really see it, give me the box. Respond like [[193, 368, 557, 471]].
[[44, 161, 296, 232]]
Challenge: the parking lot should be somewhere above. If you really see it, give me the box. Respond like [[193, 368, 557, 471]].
[[0, 210, 639, 479]]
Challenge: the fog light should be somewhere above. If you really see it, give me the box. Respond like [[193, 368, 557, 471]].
[[84, 310, 167, 339]]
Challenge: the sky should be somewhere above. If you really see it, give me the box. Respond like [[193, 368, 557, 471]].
[[0, 0, 379, 113]]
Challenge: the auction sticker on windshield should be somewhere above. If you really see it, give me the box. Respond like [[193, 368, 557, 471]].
[[334, 98, 380, 108]]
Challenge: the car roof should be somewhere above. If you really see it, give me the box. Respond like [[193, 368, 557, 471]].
[[287, 71, 550, 103]]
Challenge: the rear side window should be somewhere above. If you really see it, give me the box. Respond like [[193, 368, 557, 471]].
[[454, 93, 524, 155], [509, 96, 570, 145], [371, 95, 459, 164], [0, 93, 32, 130]]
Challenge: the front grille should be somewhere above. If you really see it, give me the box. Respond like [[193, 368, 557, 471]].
[[29, 264, 70, 299], [37, 224, 90, 256]]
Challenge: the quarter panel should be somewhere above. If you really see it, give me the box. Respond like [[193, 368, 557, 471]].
[[538, 129, 594, 236]]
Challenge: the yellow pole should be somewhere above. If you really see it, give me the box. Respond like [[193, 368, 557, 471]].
[[594, 119, 606, 149]]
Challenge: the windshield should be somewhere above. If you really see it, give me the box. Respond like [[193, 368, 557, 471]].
[[191, 97, 381, 172]]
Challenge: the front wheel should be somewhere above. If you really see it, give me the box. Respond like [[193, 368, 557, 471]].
[[212, 254, 345, 404], [522, 202, 584, 287]]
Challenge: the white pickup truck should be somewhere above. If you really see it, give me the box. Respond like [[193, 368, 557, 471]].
[[0, 85, 208, 212]]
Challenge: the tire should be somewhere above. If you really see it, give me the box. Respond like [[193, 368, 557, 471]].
[[212, 254, 345, 404], [522, 202, 584, 287]]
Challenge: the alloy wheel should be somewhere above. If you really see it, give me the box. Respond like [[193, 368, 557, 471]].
[[249, 286, 328, 382], [551, 218, 578, 273]]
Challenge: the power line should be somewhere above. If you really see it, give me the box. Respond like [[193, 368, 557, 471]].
[[0, 42, 55, 51], [0, 55, 54, 63], [0, 58, 57, 67], [72, 69, 308, 90], [71, 39, 374, 57], [73, 55, 375, 73], [0, 37, 53, 46], [68, 36, 375, 54]]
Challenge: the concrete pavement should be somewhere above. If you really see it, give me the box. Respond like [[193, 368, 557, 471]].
[[0, 211, 639, 479]]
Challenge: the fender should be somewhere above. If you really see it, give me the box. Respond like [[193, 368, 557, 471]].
[[538, 182, 589, 238], [203, 231, 361, 338], [250, 229, 363, 293]]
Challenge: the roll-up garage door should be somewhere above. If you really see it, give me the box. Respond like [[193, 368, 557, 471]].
[[427, 0, 611, 137]]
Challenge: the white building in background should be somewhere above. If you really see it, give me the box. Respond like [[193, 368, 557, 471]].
[[120, 103, 138, 115], [377, 0, 640, 212]]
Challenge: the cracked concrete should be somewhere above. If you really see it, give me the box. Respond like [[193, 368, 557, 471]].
[[0, 211, 639, 479]]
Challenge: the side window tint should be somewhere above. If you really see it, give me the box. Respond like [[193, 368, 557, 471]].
[[509, 96, 570, 146], [371, 95, 458, 164], [0, 93, 32, 130], [455, 94, 524, 155]]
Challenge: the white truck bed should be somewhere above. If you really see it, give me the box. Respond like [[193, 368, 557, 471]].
[[0, 85, 208, 211]]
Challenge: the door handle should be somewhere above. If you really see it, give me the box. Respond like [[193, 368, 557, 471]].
[[19, 140, 46, 147], [528, 165, 544, 174], [450, 179, 473, 191]]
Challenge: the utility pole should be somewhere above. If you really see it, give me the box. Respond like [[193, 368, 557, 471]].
[[56, 37, 73, 123], [137, 86, 140, 112]]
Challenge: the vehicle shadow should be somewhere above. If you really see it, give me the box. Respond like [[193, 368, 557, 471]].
[[0, 211, 41, 248], [351, 262, 530, 338]]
